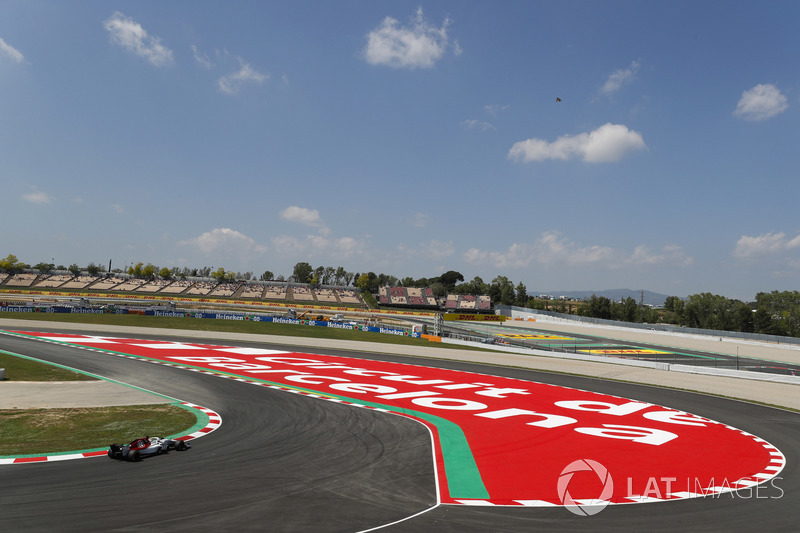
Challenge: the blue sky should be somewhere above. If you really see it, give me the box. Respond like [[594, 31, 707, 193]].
[[2, 1, 798, 301]]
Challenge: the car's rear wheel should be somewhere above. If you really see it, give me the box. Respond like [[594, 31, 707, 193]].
[[127, 450, 141, 462]]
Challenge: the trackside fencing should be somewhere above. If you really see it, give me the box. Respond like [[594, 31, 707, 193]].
[[495, 305, 800, 347]]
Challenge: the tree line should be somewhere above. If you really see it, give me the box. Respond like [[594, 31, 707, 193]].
[[580, 291, 800, 338]]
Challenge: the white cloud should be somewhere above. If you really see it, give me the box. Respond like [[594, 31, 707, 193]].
[[733, 84, 788, 121], [103, 12, 174, 67], [179, 228, 267, 256], [23, 191, 53, 204], [111, 203, 125, 214], [217, 59, 268, 95], [624, 244, 694, 267], [0, 37, 24, 64], [362, 7, 455, 69], [464, 231, 692, 270], [461, 119, 495, 131], [424, 240, 455, 261], [508, 123, 647, 164], [271, 233, 369, 260], [409, 212, 429, 228], [600, 60, 640, 95], [733, 232, 800, 259], [484, 104, 510, 116], [191, 45, 214, 69], [280, 205, 325, 226]]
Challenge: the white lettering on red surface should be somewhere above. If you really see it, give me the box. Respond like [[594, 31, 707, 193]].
[[166, 354, 687, 446]]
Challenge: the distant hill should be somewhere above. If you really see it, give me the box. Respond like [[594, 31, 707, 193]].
[[533, 289, 674, 308]]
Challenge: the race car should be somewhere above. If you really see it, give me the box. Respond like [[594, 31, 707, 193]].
[[108, 436, 190, 461]]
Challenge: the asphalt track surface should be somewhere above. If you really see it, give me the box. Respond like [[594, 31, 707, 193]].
[[2, 328, 800, 532]]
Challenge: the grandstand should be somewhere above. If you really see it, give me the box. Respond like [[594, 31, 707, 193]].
[[290, 286, 315, 301], [6, 273, 38, 287], [36, 274, 74, 288], [186, 281, 215, 295], [336, 288, 361, 304], [62, 276, 98, 289], [160, 280, 193, 294], [90, 277, 124, 290], [240, 284, 265, 298], [264, 285, 287, 300], [134, 279, 172, 293], [110, 279, 146, 292], [315, 288, 338, 303], [0, 268, 368, 308], [209, 282, 241, 297], [377, 286, 493, 313]]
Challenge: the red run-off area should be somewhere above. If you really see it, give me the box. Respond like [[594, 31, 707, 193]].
[[11, 331, 785, 508]]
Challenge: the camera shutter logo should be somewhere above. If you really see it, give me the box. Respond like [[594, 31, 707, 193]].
[[557, 459, 614, 516]]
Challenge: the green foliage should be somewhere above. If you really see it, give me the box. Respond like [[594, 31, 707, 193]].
[[86, 262, 102, 276], [291, 262, 313, 283], [437, 270, 464, 290], [515, 282, 528, 307], [141, 263, 157, 278], [0, 254, 21, 273], [34, 262, 54, 273]]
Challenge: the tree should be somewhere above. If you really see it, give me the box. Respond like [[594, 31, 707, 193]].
[[438, 270, 464, 290], [376, 273, 397, 288], [586, 295, 612, 319], [260, 271, 274, 281], [0, 254, 21, 273], [86, 262, 101, 276], [68, 263, 81, 276], [211, 267, 228, 282], [159, 267, 173, 279], [292, 262, 313, 283], [141, 263, 157, 279], [34, 262, 54, 273], [128, 262, 143, 277], [515, 282, 528, 307], [356, 273, 370, 292], [489, 276, 515, 305], [335, 267, 347, 285], [322, 266, 335, 285], [429, 281, 446, 298]]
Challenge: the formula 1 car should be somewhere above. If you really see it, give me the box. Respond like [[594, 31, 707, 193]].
[[108, 436, 190, 462]]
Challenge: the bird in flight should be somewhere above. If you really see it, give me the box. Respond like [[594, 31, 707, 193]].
[[555, 97, 562, 102]]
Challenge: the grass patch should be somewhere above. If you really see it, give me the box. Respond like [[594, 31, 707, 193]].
[[0, 404, 196, 455], [0, 351, 95, 381]]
